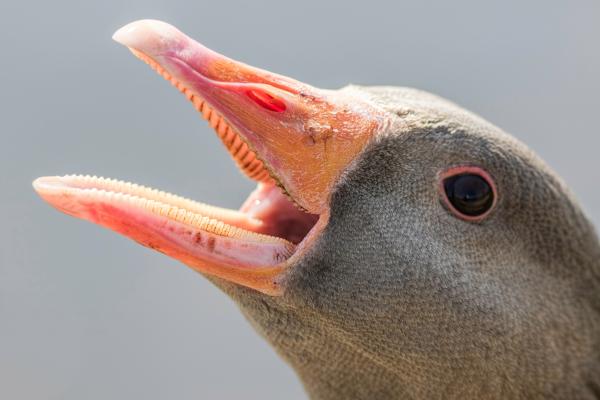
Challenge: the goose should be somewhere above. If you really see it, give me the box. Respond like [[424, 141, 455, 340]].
[[34, 20, 600, 399]]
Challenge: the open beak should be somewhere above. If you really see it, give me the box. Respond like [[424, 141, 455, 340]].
[[33, 20, 385, 295]]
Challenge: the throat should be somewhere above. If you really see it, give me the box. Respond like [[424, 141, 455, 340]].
[[289, 341, 408, 400], [228, 292, 409, 400], [240, 183, 318, 244]]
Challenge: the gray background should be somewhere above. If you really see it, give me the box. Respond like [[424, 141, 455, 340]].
[[1, 0, 599, 399]]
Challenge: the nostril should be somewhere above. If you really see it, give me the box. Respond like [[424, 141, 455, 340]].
[[246, 89, 286, 112]]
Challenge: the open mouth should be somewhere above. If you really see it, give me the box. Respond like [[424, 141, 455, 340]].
[[34, 20, 384, 295]]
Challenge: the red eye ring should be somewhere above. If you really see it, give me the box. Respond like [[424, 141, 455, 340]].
[[439, 166, 498, 222]]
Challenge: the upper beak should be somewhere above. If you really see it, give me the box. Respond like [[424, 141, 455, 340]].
[[33, 20, 386, 295], [112, 20, 384, 214]]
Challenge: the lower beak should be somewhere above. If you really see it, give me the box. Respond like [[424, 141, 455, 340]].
[[33, 20, 385, 295]]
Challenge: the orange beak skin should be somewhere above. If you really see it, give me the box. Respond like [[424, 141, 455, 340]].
[[113, 20, 386, 214], [34, 20, 386, 295]]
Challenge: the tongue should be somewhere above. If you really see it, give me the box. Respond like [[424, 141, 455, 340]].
[[241, 183, 319, 244]]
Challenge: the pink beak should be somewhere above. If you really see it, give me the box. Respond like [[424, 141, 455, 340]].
[[33, 20, 385, 295]]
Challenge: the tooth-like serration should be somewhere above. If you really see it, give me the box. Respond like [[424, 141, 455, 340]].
[[59, 175, 291, 245], [129, 49, 274, 184], [68, 174, 233, 219]]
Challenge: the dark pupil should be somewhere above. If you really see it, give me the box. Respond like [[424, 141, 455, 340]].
[[443, 174, 493, 217]]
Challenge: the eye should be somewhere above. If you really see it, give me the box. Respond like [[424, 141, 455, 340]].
[[440, 166, 496, 221]]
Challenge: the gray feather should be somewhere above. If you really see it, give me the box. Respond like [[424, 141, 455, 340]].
[[214, 86, 600, 400]]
